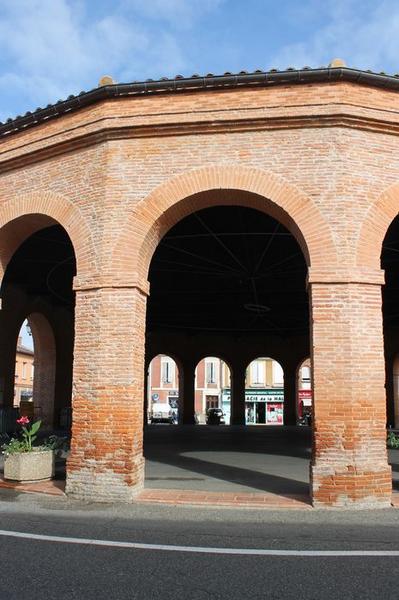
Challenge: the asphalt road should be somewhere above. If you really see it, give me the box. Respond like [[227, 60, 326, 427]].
[[1, 489, 399, 599]]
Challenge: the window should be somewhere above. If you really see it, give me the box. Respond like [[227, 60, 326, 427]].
[[250, 361, 265, 385], [301, 366, 311, 382], [22, 362, 27, 379], [162, 359, 174, 384], [206, 395, 218, 410], [206, 361, 217, 384], [272, 361, 284, 386]]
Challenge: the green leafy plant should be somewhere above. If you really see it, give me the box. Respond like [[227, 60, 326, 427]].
[[42, 435, 68, 452], [387, 431, 399, 449], [1, 417, 52, 456]]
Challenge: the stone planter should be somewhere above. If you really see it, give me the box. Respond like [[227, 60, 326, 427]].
[[4, 449, 55, 483]]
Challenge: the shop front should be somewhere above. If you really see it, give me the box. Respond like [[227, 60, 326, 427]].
[[222, 389, 284, 425], [298, 389, 312, 418]]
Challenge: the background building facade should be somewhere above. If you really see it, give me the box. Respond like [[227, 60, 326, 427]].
[[148, 355, 312, 425], [14, 336, 34, 407]]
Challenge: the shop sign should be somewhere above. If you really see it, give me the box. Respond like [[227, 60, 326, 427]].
[[298, 389, 312, 406], [222, 389, 284, 403]]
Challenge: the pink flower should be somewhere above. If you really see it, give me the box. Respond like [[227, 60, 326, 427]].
[[16, 416, 30, 425]]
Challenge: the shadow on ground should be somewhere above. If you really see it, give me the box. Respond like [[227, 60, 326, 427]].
[[144, 425, 311, 495]]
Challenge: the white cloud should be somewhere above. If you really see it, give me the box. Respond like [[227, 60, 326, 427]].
[[0, 0, 218, 119], [269, 0, 399, 72], [121, 0, 225, 28]]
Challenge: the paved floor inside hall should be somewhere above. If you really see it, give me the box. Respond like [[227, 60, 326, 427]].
[[144, 425, 311, 496]]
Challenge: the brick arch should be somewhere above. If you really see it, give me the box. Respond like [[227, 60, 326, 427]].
[[296, 355, 311, 374], [27, 312, 57, 429], [114, 165, 337, 281], [0, 191, 97, 281], [146, 351, 184, 374], [194, 354, 233, 373], [245, 354, 284, 370], [357, 182, 399, 268]]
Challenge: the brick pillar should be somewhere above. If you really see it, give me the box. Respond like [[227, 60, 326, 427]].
[[231, 363, 246, 425], [54, 310, 74, 429], [143, 362, 149, 428], [66, 285, 147, 502], [309, 271, 391, 508], [179, 362, 196, 424], [392, 355, 399, 428], [283, 362, 297, 426], [29, 312, 56, 429]]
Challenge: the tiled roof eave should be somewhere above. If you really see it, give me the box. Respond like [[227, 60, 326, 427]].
[[2, 66, 399, 139], [16, 346, 34, 356]]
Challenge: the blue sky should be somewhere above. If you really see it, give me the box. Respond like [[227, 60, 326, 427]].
[[1, 0, 399, 122], [20, 321, 33, 349]]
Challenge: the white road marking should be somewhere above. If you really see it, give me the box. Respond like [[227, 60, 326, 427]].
[[0, 529, 398, 556]]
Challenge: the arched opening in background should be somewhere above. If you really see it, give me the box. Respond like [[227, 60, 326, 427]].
[[245, 357, 284, 425], [297, 358, 312, 426], [14, 315, 57, 429], [195, 356, 231, 424], [147, 354, 180, 424], [14, 319, 34, 410], [1, 220, 76, 431], [27, 313, 56, 428]]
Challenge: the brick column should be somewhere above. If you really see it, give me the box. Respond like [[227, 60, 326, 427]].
[[54, 310, 74, 429], [283, 362, 297, 426], [143, 362, 149, 428], [179, 362, 196, 424], [66, 284, 147, 502], [231, 363, 246, 425], [391, 355, 399, 428], [29, 312, 56, 429], [309, 269, 391, 508]]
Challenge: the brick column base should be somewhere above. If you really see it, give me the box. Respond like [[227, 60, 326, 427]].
[[311, 464, 392, 509], [66, 396, 145, 502]]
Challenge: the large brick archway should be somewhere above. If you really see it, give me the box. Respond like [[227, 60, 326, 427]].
[[115, 165, 337, 282], [0, 191, 97, 284], [130, 168, 391, 508], [363, 183, 399, 434], [356, 182, 399, 270], [0, 210, 77, 434]]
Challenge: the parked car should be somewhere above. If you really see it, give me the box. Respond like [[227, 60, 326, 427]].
[[150, 403, 175, 424], [206, 408, 225, 425]]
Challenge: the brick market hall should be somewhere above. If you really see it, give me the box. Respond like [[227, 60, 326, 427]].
[[1, 59, 399, 507]]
